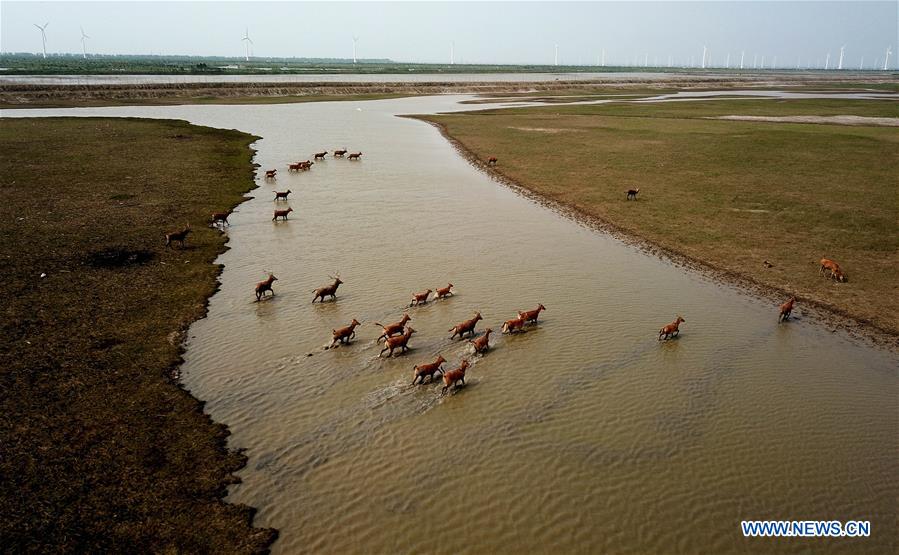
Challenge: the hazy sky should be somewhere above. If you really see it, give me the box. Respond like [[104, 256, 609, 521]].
[[2, 1, 896, 68]]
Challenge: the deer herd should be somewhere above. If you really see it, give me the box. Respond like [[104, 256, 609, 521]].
[[161, 147, 853, 397]]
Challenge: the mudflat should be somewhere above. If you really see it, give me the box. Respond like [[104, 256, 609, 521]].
[[0, 117, 276, 551]]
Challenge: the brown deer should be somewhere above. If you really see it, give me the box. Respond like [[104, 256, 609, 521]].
[[334, 149, 348, 157], [274, 190, 291, 201], [380, 327, 416, 357], [487, 156, 497, 166], [412, 355, 446, 385], [330, 318, 361, 348], [211, 212, 230, 227], [299, 160, 313, 170], [820, 258, 847, 282], [312, 274, 343, 303], [374, 313, 412, 342], [442, 359, 471, 395], [435, 283, 454, 299], [288, 162, 303, 172], [255, 274, 278, 301], [658, 315, 685, 341], [272, 207, 293, 221], [347, 152, 362, 160], [314, 151, 327, 160], [449, 312, 482, 339], [469, 328, 492, 354], [518, 304, 546, 324], [779, 297, 796, 322], [409, 289, 432, 307], [165, 223, 191, 249], [502, 316, 526, 334], [626, 188, 640, 200], [265, 169, 277, 179]]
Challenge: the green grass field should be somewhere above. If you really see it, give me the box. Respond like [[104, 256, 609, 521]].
[[0, 118, 276, 551], [426, 98, 899, 336]]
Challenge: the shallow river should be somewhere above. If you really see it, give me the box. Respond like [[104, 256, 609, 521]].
[[5, 97, 897, 554]]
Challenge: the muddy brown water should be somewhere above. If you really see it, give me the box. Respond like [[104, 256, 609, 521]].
[[5, 97, 897, 554]]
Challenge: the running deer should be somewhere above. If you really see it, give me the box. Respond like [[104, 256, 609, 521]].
[[820, 258, 847, 282], [469, 328, 493, 354], [658, 315, 685, 341], [435, 283, 454, 299], [165, 224, 191, 249], [487, 156, 498, 166], [380, 327, 416, 357], [779, 297, 796, 322], [441, 359, 471, 395], [626, 188, 640, 200], [312, 274, 343, 303], [288, 162, 303, 172], [265, 169, 277, 179], [334, 149, 348, 157], [272, 207, 293, 221], [518, 304, 546, 324], [255, 274, 278, 301], [409, 289, 432, 307], [314, 151, 327, 160], [211, 212, 230, 227], [299, 160, 313, 170], [274, 190, 291, 201], [449, 312, 482, 339], [502, 316, 527, 334], [347, 152, 362, 160], [412, 355, 446, 385], [374, 314, 412, 343], [330, 318, 361, 348]]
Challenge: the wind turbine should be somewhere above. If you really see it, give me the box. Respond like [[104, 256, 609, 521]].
[[242, 28, 253, 62], [740, 50, 745, 69], [601, 48, 605, 67], [824, 52, 830, 70], [884, 45, 893, 70], [34, 22, 49, 59], [725, 52, 730, 68], [352, 36, 359, 64], [837, 45, 845, 70], [80, 26, 89, 59], [554, 43, 559, 66], [450, 41, 455, 65], [859, 56, 863, 70], [701, 45, 707, 69]]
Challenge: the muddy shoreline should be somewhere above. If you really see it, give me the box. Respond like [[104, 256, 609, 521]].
[[2, 74, 896, 107], [414, 116, 899, 351]]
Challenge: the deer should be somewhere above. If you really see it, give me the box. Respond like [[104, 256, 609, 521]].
[[272, 207, 293, 221], [469, 328, 492, 355], [211, 212, 230, 227], [380, 327, 416, 357], [626, 188, 640, 200], [333, 149, 348, 157], [299, 160, 314, 170], [347, 152, 362, 160], [288, 162, 302, 172], [314, 151, 327, 160], [165, 224, 191, 249], [374, 314, 412, 343], [412, 355, 446, 385], [779, 297, 796, 322], [487, 156, 497, 166], [518, 304, 546, 324], [820, 258, 847, 282], [409, 289, 432, 307], [502, 316, 527, 334], [442, 359, 471, 395], [274, 190, 291, 201], [330, 318, 361, 348], [435, 283, 454, 299], [255, 274, 278, 301], [265, 169, 277, 179], [312, 274, 343, 303], [658, 315, 685, 341], [449, 312, 482, 340]]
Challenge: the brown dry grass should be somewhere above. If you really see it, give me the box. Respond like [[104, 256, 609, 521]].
[[0, 117, 276, 552]]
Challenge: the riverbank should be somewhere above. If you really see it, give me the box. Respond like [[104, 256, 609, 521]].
[[0, 118, 276, 551], [2, 73, 896, 108], [418, 96, 899, 347]]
